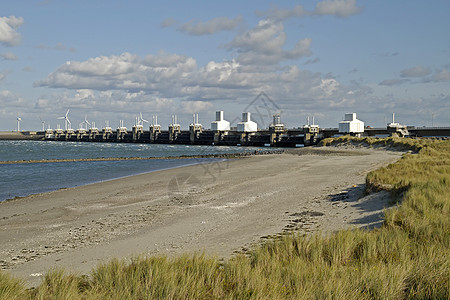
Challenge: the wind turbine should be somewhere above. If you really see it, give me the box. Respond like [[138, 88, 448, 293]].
[[84, 114, 91, 130], [57, 109, 71, 130], [16, 114, 22, 132], [39, 117, 46, 131], [139, 112, 149, 125]]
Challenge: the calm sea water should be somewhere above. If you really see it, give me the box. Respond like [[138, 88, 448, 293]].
[[0, 141, 272, 201]]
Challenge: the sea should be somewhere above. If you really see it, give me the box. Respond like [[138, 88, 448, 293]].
[[0, 140, 273, 202]]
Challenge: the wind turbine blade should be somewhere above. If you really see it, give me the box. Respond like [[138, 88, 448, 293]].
[[57, 117, 65, 119]]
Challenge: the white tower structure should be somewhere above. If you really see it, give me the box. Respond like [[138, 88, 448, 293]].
[[387, 113, 400, 128], [190, 113, 201, 126], [211, 111, 230, 131], [150, 115, 161, 131], [237, 112, 257, 132], [16, 115, 21, 132], [269, 113, 285, 132], [386, 112, 409, 137], [169, 115, 181, 131], [338, 113, 364, 134], [189, 113, 202, 131]]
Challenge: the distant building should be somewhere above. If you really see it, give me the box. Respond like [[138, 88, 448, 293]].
[[211, 111, 230, 131], [269, 114, 285, 132], [237, 112, 258, 132], [339, 113, 364, 134], [387, 113, 409, 137]]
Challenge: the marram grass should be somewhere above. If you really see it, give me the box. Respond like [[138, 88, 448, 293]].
[[1, 137, 449, 299], [0, 272, 27, 300]]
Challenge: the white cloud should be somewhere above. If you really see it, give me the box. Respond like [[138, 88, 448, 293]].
[[256, 1, 362, 20], [229, 20, 285, 54], [400, 65, 432, 78], [314, 0, 363, 18], [315, 78, 340, 97], [256, 5, 307, 21], [203, 60, 240, 82], [142, 51, 195, 68], [37, 50, 436, 128], [1, 52, 17, 60], [0, 90, 25, 106], [35, 50, 346, 110], [0, 16, 24, 46], [34, 89, 176, 114], [29, 49, 450, 128], [379, 79, 409, 86], [34, 52, 197, 91], [387, 65, 450, 83], [430, 69, 450, 82], [181, 100, 213, 113], [227, 20, 311, 65], [160, 17, 177, 28], [304, 57, 320, 65], [0, 70, 12, 83], [178, 16, 243, 35]]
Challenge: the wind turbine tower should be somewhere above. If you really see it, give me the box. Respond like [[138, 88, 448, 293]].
[[57, 109, 71, 130], [84, 114, 91, 130], [39, 117, 46, 131], [16, 115, 22, 132]]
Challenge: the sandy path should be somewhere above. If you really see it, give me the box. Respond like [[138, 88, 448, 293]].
[[0, 147, 401, 286]]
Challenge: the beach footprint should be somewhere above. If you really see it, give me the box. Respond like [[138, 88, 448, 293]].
[[167, 173, 202, 204]]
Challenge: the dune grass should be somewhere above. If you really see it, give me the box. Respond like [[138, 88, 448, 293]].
[[1, 137, 449, 299], [0, 272, 27, 300]]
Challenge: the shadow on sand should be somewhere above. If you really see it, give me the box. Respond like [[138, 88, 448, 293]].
[[327, 184, 392, 230]]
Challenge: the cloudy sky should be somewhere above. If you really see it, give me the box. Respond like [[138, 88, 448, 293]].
[[1, 0, 449, 131]]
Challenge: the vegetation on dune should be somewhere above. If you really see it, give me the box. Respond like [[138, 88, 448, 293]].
[[0, 272, 26, 300], [1, 137, 449, 299]]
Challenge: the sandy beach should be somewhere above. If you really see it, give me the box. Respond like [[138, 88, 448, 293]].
[[0, 146, 402, 286]]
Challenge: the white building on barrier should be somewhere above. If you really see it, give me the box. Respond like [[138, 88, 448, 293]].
[[211, 111, 230, 131], [339, 113, 364, 135], [237, 112, 257, 132]]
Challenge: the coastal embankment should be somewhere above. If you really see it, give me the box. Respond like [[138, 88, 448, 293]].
[[0, 131, 44, 141], [0, 146, 402, 287]]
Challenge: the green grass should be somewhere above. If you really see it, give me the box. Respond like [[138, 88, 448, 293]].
[[1, 137, 449, 299]]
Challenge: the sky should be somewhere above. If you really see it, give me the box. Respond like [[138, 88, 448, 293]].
[[1, 0, 449, 131]]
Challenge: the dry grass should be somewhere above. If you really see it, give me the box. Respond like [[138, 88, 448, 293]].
[[0, 272, 27, 300], [1, 137, 449, 299]]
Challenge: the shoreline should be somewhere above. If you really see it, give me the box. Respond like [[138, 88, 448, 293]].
[[0, 146, 403, 286], [0, 149, 285, 165], [0, 157, 229, 203], [0, 150, 284, 202]]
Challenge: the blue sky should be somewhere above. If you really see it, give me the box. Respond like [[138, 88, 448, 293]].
[[1, 0, 449, 131]]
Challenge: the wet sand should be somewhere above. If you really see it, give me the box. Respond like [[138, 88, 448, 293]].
[[0, 146, 402, 286]]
